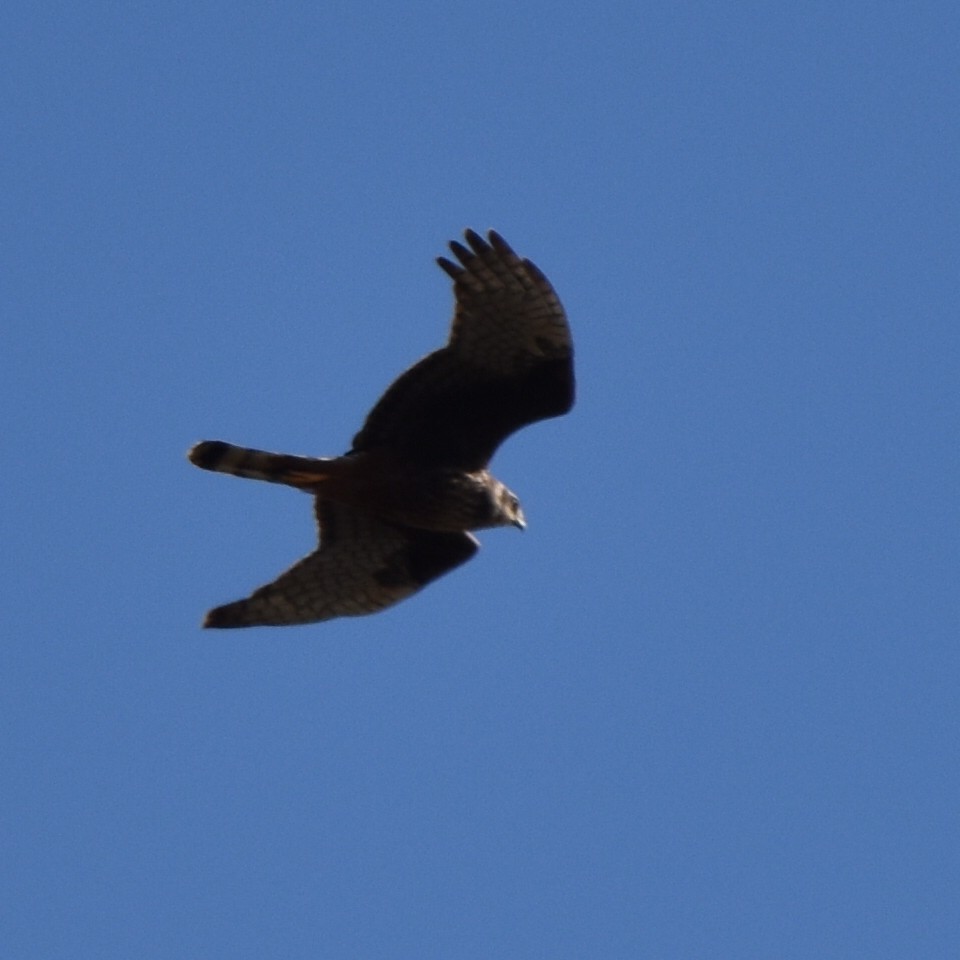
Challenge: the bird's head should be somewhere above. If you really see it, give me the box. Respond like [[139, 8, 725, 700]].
[[489, 479, 526, 531]]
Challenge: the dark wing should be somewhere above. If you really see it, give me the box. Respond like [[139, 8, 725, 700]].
[[350, 230, 574, 470], [203, 500, 478, 628]]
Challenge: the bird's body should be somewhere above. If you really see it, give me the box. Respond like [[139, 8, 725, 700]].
[[188, 229, 574, 627], [190, 441, 522, 533]]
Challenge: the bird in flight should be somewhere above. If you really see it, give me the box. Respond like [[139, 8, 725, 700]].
[[188, 229, 574, 627]]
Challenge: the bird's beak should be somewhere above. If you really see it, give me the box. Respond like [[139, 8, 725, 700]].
[[513, 510, 526, 531]]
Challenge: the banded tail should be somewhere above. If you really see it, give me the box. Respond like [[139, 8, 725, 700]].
[[187, 441, 334, 490]]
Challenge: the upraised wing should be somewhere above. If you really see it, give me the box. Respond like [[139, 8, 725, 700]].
[[350, 230, 574, 470]]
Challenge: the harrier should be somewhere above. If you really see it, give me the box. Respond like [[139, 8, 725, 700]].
[[188, 229, 574, 627]]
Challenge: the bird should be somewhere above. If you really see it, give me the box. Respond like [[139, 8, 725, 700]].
[[187, 229, 574, 627]]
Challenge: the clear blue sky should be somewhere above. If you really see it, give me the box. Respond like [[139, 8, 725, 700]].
[[4, 2, 957, 957]]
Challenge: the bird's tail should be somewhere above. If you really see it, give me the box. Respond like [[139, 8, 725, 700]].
[[187, 440, 334, 490]]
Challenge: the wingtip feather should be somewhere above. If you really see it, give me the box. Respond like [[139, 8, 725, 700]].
[[203, 602, 248, 628], [436, 256, 461, 279]]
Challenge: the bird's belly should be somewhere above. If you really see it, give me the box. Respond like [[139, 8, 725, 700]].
[[321, 453, 490, 531]]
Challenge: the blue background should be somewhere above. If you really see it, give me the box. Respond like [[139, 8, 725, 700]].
[[4, 2, 957, 956]]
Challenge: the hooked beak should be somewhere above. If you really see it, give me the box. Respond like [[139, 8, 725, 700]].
[[513, 510, 527, 531]]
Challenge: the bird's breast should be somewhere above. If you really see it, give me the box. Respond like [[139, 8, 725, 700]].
[[317, 452, 494, 532]]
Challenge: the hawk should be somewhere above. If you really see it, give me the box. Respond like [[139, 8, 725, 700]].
[[188, 229, 574, 627]]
